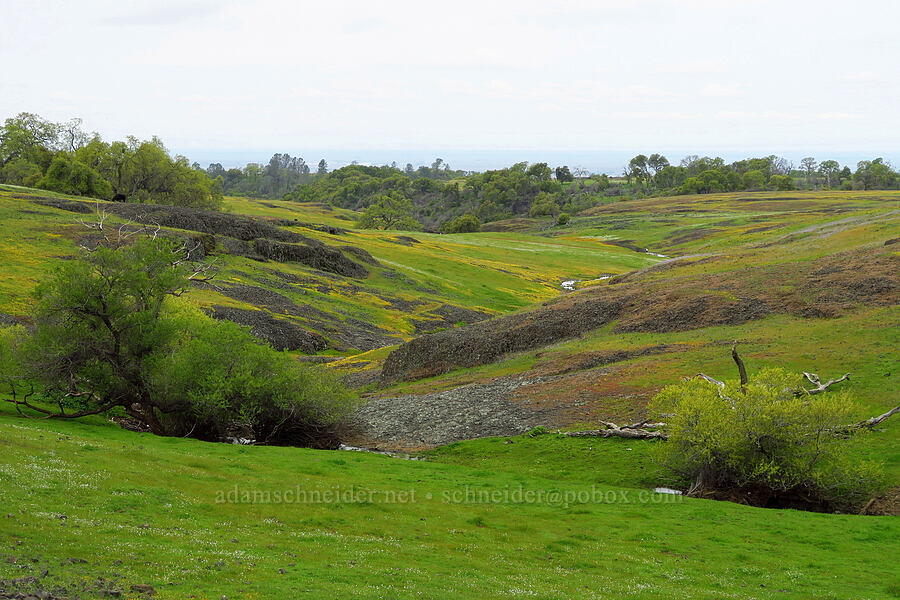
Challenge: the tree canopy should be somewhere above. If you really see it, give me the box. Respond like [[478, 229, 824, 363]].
[[1, 112, 223, 209], [1, 234, 354, 445]]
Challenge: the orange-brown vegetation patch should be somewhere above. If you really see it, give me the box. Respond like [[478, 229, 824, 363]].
[[511, 366, 657, 426]]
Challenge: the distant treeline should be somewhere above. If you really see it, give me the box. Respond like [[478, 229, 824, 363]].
[[3, 112, 897, 230], [621, 153, 899, 195], [280, 153, 899, 232], [0, 113, 223, 210], [205, 156, 468, 199], [281, 162, 605, 230]]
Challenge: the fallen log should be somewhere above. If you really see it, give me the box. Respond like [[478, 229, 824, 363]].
[[564, 428, 667, 440], [833, 404, 900, 434], [563, 419, 667, 440]]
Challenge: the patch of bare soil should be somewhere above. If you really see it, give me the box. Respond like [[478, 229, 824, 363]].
[[527, 344, 688, 377], [512, 367, 656, 426], [860, 486, 900, 516], [349, 357, 671, 450]]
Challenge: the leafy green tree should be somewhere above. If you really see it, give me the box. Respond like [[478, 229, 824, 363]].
[[528, 191, 560, 217], [628, 154, 650, 189], [800, 157, 818, 187], [2, 236, 353, 444], [648, 153, 670, 177], [592, 174, 610, 189], [853, 158, 899, 189], [839, 166, 852, 181], [679, 169, 737, 194], [554, 165, 574, 183], [0, 157, 42, 186], [741, 169, 766, 190], [650, 367, 883, 508], [37, 156, 113, 199], [356, 192, 421, 230], [819, 160, 840, 188], [654, 165, 686, 189], [317, 159, 328, 176], [0, 112, 59, 170], [769, 174, 794, 191], [556, 212, 570, 226], [526, 162, 552, 181]]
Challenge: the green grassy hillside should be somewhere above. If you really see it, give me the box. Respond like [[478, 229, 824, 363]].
[[1, 186, 898, 598], [0, 186, 654, 354]]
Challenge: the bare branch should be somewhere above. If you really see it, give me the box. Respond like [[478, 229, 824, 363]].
[[832, 405, 900, 434], [692, 373, 724, 388], [801, 372, 850, 395], [732, 342, 748, 391]]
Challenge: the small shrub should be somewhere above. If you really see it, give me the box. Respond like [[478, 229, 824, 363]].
[[649, 367, 883, 509], [526, 426, 549, 438], [442, 213, 481, 233], [556, 212, 570, 226]]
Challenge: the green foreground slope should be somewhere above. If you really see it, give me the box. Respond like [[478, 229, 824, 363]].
[[1, 411, 899, 599]]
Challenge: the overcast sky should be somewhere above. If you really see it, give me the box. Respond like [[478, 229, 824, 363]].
[[2, 0, 899, 169]]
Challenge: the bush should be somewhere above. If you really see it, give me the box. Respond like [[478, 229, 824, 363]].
[[556, 212, 570, 226], [147, 305, 356, 445], [442, 213, 481, 233], [0, 157, 42, 185], [649, 367, 883, 509], [37, 156, 113, 199]]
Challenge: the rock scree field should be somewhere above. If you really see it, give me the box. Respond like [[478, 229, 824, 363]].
[[1, 185, 899, 599]]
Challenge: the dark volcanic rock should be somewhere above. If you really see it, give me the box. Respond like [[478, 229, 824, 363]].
[[37, 197, 303, 242], [382, 247, 899, 382], [340, 245, 380, 266], [0, 313, 20, 327], [382, 296, 626, 382], [209, 284, 399, 353], [35, 198, 93, 214], [252, 239, 368, 278], [209, 306, 327, 353]]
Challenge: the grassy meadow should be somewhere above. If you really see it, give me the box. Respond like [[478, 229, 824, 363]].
[[2, 408, 900, 599]]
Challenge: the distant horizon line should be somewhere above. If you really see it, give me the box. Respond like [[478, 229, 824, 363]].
[[175, 147, 900, 174]]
